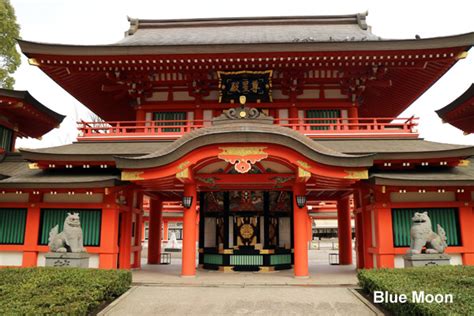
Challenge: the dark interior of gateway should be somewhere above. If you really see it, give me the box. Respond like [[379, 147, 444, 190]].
[[199, 191, 294, 271]]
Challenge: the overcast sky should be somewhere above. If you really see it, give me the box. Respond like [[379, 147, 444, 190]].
[[10, 0, 474, 148]]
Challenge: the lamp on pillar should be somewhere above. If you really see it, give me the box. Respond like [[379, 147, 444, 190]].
[[296, 195, 306, 209], [182, 196, 193, 209]]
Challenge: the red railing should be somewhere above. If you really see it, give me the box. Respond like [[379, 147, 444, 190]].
[[77, 117, 418, 141]]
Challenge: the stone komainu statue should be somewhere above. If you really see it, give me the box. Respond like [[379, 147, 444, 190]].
[[48, 212, 86, 253], [407, 211, 447, 254]]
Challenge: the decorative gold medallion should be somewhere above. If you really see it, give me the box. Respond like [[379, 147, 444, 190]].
[[240, 224, 254, 239]]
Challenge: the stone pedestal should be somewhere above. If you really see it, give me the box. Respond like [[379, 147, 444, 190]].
[[45, 252, 90, 268], [403, 253, 451, 267]]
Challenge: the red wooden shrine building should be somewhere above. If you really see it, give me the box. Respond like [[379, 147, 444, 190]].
[[1, 13, 474, 276]]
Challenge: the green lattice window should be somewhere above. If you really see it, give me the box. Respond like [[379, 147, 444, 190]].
[[392, 208, 461, 247], [153, 112, 186, 132], [0, 208, 27, 244], [39, 209, 102, 246], [0, 126, 13, 151], [306, 109, 341, 130]]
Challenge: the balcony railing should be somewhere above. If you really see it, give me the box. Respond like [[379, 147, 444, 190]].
[[77, 117, 418, 141]]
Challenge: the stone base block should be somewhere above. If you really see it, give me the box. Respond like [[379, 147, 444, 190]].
[[45, 252, 90, 268], [403, 253, 451, 267]]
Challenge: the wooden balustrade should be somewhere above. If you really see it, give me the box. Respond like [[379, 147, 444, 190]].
[[77, 117, 418, 141]]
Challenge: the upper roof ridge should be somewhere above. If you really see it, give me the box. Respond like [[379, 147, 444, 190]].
[[124, 11, 370, 37]]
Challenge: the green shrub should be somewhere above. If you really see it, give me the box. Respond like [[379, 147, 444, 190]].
[[358, 266, 474, 315], [0, 267, 131, 315]]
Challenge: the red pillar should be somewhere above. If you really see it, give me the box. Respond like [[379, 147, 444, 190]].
[[182, 183, 197, 277], [355, 211, 365, 268], [163, 220, 169, 241], [99, 197, 120, 269], [374, 205, 394, 268], [458, 205, 474, 265], [348, 106, 358, 130], [293, 183, 309, 277], [362, 208, 374, 269], [148, 198, 163, 264], [118, 209, 132, 269], [22, 194, 42, 267], [337, 196, 353, 265]]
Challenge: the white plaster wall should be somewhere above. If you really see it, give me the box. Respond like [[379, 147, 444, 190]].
[[173, 91, 193, 101], [279, 217, 291, 248], [372, 254, 377, 268], [272, 89, 287, 100], [148, 91, 168, 101], [394, 255, 404, 268], [450, 253, 463, 265], [202, 91, 219, 101], [390, 192, 455, 203], [299, 89, 319, 99], [371, 210, 376, 247], [43, 193, 103, 203], [130, 252, 134, 266], [324, 89, 345, 98], [204, 217, 216, 247], [278, 109, 289, 124], [0, 193, 29, 203], [145, 112, 152, 122], [37, 253, 46, 266], [187, 111, 194, 122], [0, 251, 23, 266], [203, 110, 213, 126]]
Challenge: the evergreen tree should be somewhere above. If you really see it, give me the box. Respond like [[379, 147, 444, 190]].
[[0, 0, 20, 89]]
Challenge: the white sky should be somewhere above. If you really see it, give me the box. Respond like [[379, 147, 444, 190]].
[[10, 0, 474, 149]]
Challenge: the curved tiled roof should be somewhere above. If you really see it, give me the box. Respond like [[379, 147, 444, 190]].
[[0, 89, 65, 138], [436, 84, 474, 134], [118, 13, 379, 46], [371, 158, 474, 186]]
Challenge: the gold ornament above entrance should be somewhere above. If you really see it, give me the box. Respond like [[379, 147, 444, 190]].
[[218, 147, 268, 174]]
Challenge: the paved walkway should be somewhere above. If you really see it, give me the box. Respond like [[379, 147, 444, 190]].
[[101, 285, 377, 316], [100, 249, 379, 315]]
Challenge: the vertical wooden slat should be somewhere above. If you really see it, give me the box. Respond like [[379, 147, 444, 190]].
[[0, 208, 27, 244]]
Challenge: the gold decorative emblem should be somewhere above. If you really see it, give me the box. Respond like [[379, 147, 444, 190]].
[[239, 111, 247, 118], [296, 160, 311, 169], [178, 161, 190, 170], [458, 160, 470, 167], [218, 147, 268, 173], [344, 170, 369, 179], [121, 171, 144, 181], [240, 224, 254, 239], [297, 167, 311, 182], [28, 163, 39, 170]]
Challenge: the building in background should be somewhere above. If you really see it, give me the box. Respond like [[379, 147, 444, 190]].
[[0, 13, 473, 275]]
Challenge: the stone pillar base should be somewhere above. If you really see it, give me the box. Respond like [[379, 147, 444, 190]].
[[403, 253, 451, 267], [45, 252, 90, 268]]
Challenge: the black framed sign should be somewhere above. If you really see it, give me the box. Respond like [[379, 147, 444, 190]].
[[218, 70, 272, 103]]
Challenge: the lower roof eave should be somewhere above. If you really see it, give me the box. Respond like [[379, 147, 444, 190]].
[[0, 179, 126, 189], [370, 177, 474, 187]]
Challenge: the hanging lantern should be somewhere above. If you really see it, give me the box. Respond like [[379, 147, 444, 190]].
[[182, 196, 193, 209], [296, 195, 306, 208]]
